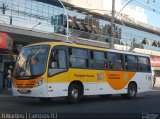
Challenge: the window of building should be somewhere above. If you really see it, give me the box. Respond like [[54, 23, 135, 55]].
[[155, 70, 160, 77], [125, 55, 138, 71], [108, 52, 124, 70], [69, 48, 88, 68], [90, 51, 107, 69], [138, 57, 151, 72]]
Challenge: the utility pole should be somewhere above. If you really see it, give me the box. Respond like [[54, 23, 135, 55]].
[[58, 0, 69, 42], [110, 0, 115, 49]]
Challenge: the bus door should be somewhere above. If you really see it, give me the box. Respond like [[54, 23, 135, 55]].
[[47, 46, 68, 96]]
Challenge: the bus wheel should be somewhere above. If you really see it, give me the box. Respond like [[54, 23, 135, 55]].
[[127, 83, 137, 99], [67, 84, 81, 104], [39, 98, 52, 102]]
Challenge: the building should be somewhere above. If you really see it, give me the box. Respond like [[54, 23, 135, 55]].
[[0, 32, 14, 89], [0, 0, 160, 89], [0, 0, 159, 58], [63, 0, 148, 24]]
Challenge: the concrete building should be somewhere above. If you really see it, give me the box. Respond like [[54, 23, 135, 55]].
[[63, 0, 148, 24]]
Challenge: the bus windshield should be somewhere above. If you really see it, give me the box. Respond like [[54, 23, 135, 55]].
[[13, 45, 50, 78]]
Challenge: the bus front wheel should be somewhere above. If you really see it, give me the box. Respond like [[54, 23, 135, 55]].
[[39, 98, 52, 102], [67, 84, 81, 104]]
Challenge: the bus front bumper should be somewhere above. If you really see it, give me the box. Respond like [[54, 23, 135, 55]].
[[12, 83, 48, 97]]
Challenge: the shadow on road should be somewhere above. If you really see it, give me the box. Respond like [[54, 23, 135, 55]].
[[15, 94, 146, 106]]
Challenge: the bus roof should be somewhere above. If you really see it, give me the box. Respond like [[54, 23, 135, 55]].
[[25, 41, 150, 57]]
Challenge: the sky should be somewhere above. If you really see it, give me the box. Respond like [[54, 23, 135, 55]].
[[122, 0, 160, 28], [146, 10, 160, 28]]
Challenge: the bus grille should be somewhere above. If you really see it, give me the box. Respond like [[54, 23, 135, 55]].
[[16, 84, 35, 88]]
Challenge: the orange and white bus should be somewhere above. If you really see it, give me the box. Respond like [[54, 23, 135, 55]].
[[12, 42, 152, 103]]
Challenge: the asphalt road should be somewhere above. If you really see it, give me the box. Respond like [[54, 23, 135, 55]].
[[0, 91, 160, 119]]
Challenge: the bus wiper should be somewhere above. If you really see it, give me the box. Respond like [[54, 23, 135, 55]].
[[23, 54, 33, 76]]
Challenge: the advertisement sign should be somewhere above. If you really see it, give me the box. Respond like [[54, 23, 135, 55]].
[[0, 32, 13, 51], [151, 57, 160, 67]]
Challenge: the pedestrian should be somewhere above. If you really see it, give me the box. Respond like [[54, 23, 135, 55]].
[[6, 69, 12, 90], [153, 74, 156, 87], [3, 67, 8, 89]]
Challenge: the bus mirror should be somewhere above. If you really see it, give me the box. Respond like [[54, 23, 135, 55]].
[[31, 57, 39, 64]]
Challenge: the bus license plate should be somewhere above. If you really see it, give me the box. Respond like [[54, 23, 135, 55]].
[[20, 89, 27, 93]]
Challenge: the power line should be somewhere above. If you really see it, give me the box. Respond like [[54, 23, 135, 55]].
[[124, 0, 160, 15], [144, 0, 160, 12]]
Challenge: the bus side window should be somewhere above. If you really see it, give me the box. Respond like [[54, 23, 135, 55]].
[[109, 61, 113, 69], [138, 57, 150, 72], [49, 49, 67, 76], [50, 50, 58, 68], [138, 63, 142, 71], [108, 52, 124, 71], [69, 48, 88, 68], [104, 61, 108, 69], [125, 55, 138, 71], [114, 60, 123, 70], [125, 56, 128, 70], [50, 50, 67, 69], [90, 51, 107, 69]]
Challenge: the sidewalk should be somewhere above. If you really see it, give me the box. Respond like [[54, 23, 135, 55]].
[[152, 87, 160, 90], [153, 77, 160, 90], [0, 89, 13, 97]]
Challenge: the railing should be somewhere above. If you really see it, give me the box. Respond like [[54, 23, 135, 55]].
[[0, 13, 159, 49], [105, 10, 160, 33]]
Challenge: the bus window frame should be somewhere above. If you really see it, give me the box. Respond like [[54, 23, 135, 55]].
[[13, 45, 51, 80], [68, 47, 89, 69], [89, 50, 108, 70], [48, 46, 69, 77], [108, 52, 125, 71], [125, 54, 138, 72], [138, 56, 151, 73]]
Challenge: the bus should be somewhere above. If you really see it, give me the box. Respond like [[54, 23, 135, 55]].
[[12, 42, 152, 103]]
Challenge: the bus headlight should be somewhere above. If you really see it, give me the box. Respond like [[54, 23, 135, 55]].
[[35, 79, 44, 87]]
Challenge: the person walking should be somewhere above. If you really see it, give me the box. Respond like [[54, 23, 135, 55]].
[[6, 68, 12, 90], [153, 74, 156, 87]]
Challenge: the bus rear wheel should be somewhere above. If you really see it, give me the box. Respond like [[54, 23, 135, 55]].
[[39, 98, 52, 102], [67, 84, 81, 104], [121, 83, 137, 99], [127, 83, 137, 99]]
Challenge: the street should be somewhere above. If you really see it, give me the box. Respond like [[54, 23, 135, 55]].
[[0, 90, 160, 119]]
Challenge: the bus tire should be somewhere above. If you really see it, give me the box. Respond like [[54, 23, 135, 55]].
[[67, 84, 81, 104], [39, 98, 52, 102], [127, 83, 137, 99]]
